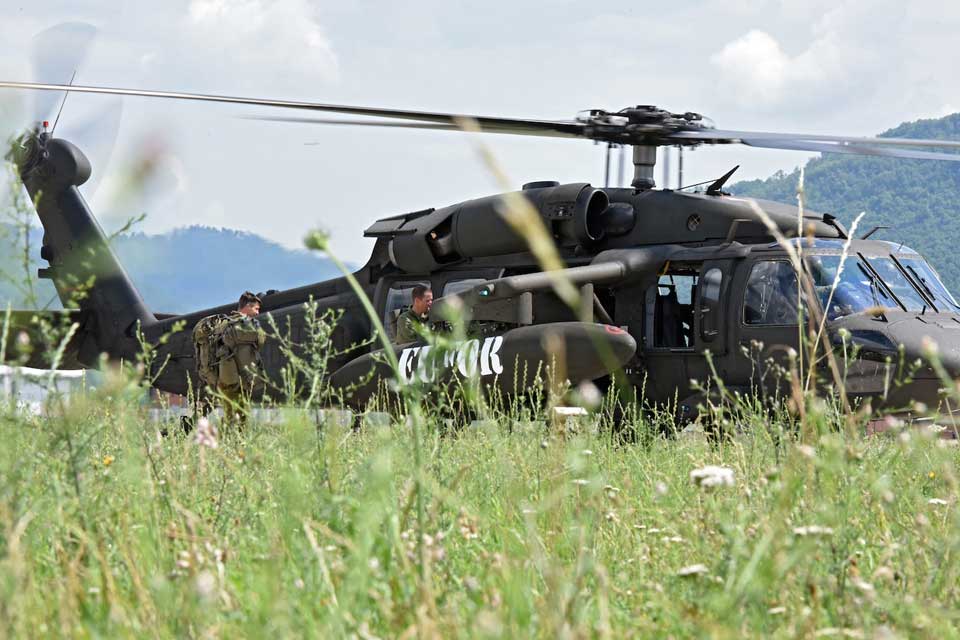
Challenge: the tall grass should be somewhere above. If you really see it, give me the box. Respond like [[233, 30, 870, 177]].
[[2, 385, 960, 637]]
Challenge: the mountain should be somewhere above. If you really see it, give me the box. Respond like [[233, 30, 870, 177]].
[[0, 225, 352, 313], [732, 113, 960, 289]]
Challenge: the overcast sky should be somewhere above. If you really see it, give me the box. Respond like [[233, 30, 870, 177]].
[[1, 0, 959, 265]]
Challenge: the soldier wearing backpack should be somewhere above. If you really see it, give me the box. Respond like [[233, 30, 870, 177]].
[[191, 291, 266, 429]]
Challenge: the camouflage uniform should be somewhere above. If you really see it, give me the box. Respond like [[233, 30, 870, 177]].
[[218, 310, 266, 426], [192, 310, 265, 428], [395, 308, 428, 344]]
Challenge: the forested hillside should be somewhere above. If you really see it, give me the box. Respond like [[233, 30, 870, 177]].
[[732, 113, 960, 288], [0, 225, 347, 313]]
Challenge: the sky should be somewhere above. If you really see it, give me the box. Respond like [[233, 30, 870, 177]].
[[1, 0, 959, 266]]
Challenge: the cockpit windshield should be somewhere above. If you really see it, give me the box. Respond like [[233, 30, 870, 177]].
[[807, 255, 898, 320], [898, 257, 960, 312], [806, 253, 958, 319]]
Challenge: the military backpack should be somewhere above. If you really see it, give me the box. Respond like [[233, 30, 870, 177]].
[[192, 314, 231, 389]]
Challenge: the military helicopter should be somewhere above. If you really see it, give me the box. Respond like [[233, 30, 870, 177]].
[[4, 77, 960, 420]]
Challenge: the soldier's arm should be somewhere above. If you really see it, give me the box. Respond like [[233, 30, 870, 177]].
[[395, 314, 415, 344]]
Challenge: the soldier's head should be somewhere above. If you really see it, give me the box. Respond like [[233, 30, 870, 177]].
[[411, 284, 433, 315], [238, 291, 262, 317]]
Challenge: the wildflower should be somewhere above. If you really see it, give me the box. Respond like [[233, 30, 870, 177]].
[[921, 336, 939, 359], [768, 606, 786, 615], [604, 511, 619, 524], [873, 566, 895, 582], [851, 578, 875, 595], [193, 417, 218, 449], [572, 478, 590, 487], [796, 445, 816, 459], [294, 578, 305, 590], [195, 571, 216, 600], [102, 454, 114, 467], [581, 449, 594, 457], [458, 509, 480, 540], [655, 481, 669, 496], [928, 471, 936, 480], [928, 498, 949, 506], [576, 381, 602, 408], [793, 525, 834, 537], [303, 229, 331, 252], [677, 564, 708, 578], [604, 485, 620, 499], [690, 465, 735, 489], [16, 331, 29, 348]]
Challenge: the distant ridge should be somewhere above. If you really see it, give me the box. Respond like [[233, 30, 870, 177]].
[[732, 112, 960, 289], [0, 225, 349, 313]]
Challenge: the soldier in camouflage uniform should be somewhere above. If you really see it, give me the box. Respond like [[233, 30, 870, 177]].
[[395, 284, 433, 344], [192, 291, 266, 429]]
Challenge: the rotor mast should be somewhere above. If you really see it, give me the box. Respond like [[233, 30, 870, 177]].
[[631, 145, 657, 190]]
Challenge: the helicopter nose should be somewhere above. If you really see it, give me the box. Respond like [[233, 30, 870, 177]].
[[887, 317, 960, 377], [832, 315, 960, 412]]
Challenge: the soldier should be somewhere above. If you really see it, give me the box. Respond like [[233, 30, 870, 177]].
[[192, 291, 266, 429], [395, 284, 433, 344]]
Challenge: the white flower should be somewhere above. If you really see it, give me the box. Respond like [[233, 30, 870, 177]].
[[793, 525, 834, 537], [690, 465, 735, 489], [193, 417, 218, 449], [576, 381, 602, 409], [677, 564, 708, 577], [796, 445, 816, 459], [195, 571, 216, 600], [928, 498, 950, 506]]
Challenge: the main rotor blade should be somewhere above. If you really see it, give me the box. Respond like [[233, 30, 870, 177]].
[[738, 138, 960, 162], [0, 81, 586, 138], [247, 114, 581, 138], [69, 98, 124, 197], [30, 23, 97, 123], [669, 128, 960, 151]]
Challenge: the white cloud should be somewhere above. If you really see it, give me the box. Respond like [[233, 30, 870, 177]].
[[710, 30, 789, 104], [181, 0, 339, 88]]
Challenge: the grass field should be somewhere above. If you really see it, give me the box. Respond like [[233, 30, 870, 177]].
[[2, 371, 960, 639]]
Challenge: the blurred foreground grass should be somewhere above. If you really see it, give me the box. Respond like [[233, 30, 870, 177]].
[[2, 378, 960, 638]]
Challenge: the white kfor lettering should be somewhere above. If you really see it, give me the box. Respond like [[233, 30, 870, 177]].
[[416, 345, 434, 383], [398, 346, 420, 384], [488, 336, 504, 374], [456, 339, 480, 378]]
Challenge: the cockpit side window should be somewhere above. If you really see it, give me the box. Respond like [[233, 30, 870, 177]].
[[384, 282, 426, 339], [743, 261, 800, 325]]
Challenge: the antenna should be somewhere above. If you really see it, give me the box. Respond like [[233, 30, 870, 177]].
[[50, 69, 77, 134], [706, 165, 740, 195]]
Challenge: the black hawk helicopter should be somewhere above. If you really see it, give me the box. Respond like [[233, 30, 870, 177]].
[[4, 78, 960, 419]]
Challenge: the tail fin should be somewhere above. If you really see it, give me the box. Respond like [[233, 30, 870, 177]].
[[15, 133, 155, 360]]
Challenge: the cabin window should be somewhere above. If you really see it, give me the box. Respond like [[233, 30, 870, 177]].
[[443, 278, 487, 297], [743, 261, 799, 325], [649, 266, 698, 348]]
